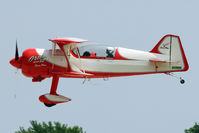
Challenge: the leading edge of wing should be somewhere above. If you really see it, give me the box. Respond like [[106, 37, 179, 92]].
[[49, 37, 89, 44]]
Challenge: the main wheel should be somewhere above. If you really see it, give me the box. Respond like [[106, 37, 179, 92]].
[[44, 103, 56, 107], [180, 79, 185, 84]]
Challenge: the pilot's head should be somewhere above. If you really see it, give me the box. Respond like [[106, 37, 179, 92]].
[[106, 47, 114, 54]]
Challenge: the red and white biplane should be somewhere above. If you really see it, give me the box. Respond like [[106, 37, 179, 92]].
[[10, 34, 189, 107]]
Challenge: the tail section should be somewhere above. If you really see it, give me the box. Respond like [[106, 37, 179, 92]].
[[150, 34, 189, 72]]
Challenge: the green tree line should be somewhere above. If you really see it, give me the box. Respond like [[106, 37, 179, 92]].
[[185, 123, 199, 133], [15, 120, 86, 133]]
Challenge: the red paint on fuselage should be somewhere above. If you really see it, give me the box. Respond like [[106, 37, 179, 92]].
[[10, 48, 67, 81], [21, 48, 49, 78]]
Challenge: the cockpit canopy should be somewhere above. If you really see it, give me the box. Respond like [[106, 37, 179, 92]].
[[73, 45, 116, 58]]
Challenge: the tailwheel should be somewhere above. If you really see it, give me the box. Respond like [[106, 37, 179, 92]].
[[180, 79, 185, 84], [165, 72, 186, 84], [44, 103, 56, 107]]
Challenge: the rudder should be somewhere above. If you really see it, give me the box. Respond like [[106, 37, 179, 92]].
[[150, 34, 189, 72]]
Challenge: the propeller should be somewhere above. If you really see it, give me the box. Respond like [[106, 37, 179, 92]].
[[14, 40, 19, 99], [15, 40, 19, 61], [14, 40, 20, 74]]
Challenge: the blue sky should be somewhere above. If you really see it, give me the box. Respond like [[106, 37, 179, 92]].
[[0, 0, 198, 132]]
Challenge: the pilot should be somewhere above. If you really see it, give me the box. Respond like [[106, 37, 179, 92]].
[[106, 47, 114, 58], [83, 51, 90, 57]]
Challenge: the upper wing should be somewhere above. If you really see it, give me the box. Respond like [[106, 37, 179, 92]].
[[49, 37, 88, 46]]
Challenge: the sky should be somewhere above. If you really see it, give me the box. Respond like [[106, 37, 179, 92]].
[[0, 0, 198, 132]]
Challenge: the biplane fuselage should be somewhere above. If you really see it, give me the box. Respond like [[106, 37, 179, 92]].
[[9, 35, 189, 107]]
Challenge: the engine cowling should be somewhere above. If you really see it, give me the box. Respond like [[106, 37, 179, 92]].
[[21, 48, 49, 77]]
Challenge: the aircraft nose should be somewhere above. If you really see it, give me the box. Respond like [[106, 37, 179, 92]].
[[10, 57, 22, 69]]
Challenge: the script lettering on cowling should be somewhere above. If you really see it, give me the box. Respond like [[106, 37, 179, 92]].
[[29, 55, 47, 63]]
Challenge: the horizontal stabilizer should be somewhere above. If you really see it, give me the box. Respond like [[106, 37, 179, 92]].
[[149, 58, 179, 63]]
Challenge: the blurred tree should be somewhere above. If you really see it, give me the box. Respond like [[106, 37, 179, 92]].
[[185, 123, 199, 133], [15, 120, 86, 133]]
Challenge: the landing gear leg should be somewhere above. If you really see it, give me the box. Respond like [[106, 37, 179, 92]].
[[41, 75, 59, 107], [50, 75, 59, 95], [165, 72, 185, 84]]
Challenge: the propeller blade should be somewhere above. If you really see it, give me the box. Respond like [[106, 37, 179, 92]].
[[15, 40, 19, 61]]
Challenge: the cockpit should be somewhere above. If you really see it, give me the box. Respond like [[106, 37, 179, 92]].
[[72, 45, 116, 59]]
